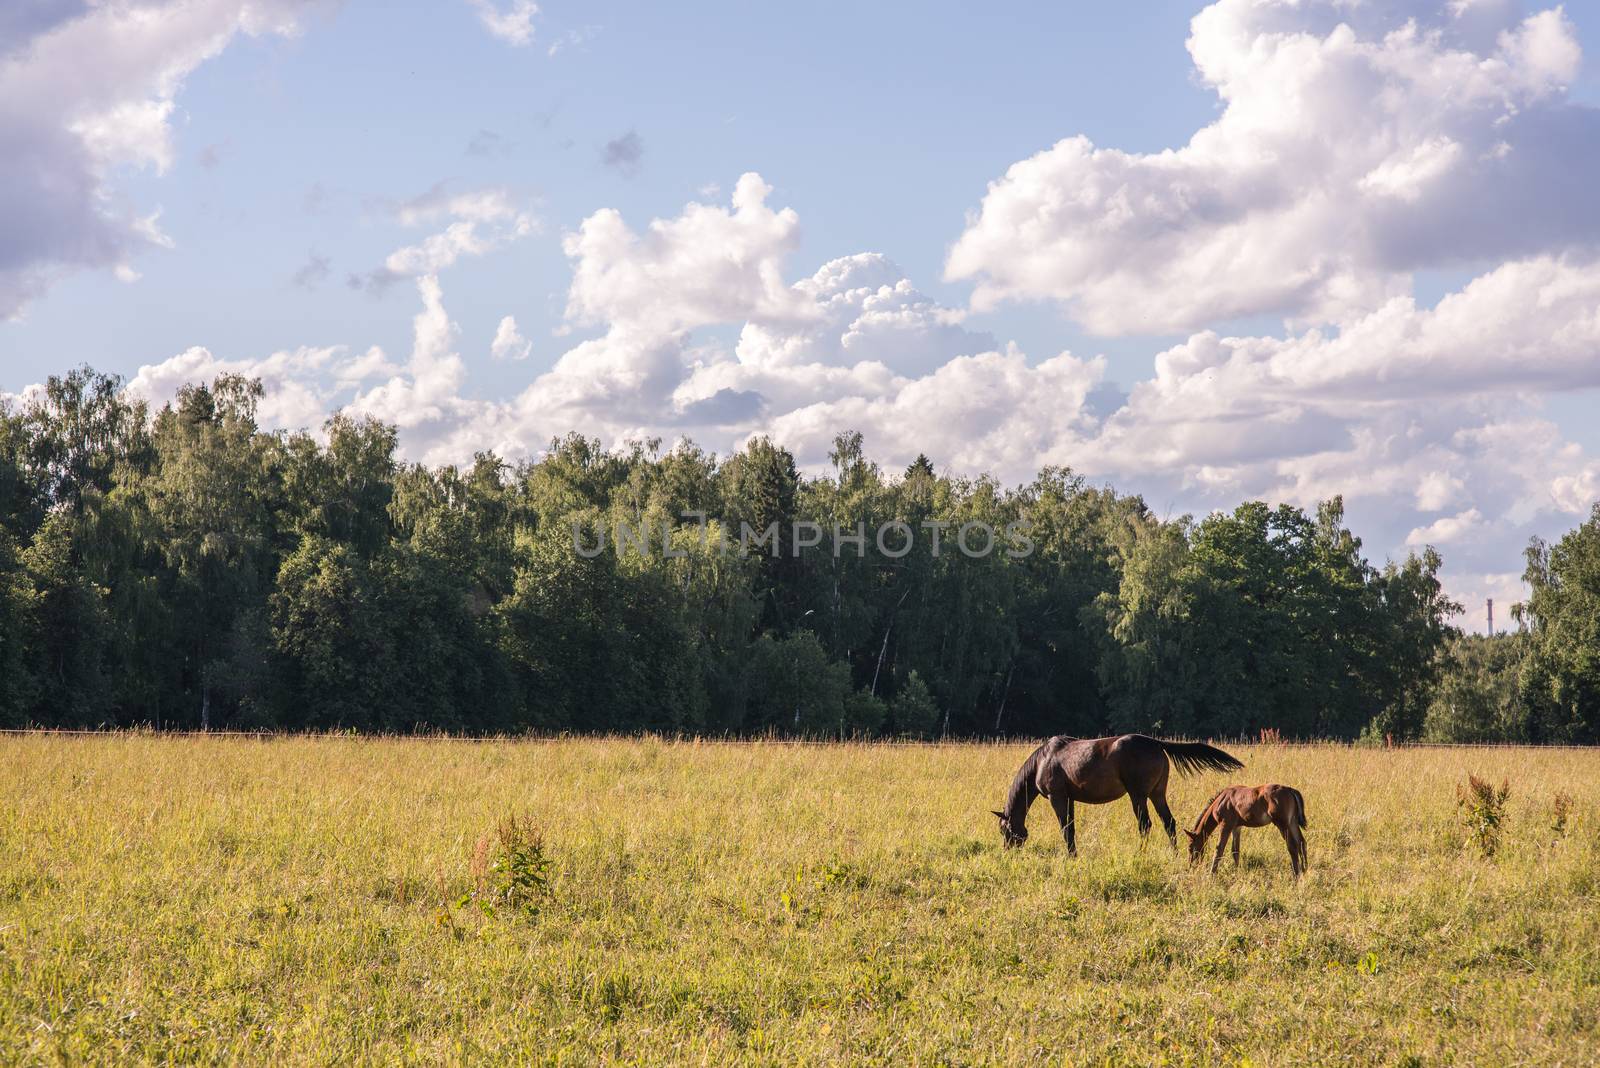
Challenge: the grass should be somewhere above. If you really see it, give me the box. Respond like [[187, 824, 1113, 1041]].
[[2, 735, 1598, 1065]]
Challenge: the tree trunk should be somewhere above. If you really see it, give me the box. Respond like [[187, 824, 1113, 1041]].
[[994, 661, 1015, 733], [871, 588, 912, 698]]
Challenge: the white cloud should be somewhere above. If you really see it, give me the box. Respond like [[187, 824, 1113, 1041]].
[[1551, 464, 1600, 514], [1071, 253, 1600, 539], [396, 185, 521, 227], [128, 178, 1088, 474], [347, 275, 472, 444], [1407, 508, 1486, 547], [562, 173, 808, 335], [490, 316, 532, 361], [353, 184, 536, 293], [945, 1, 1600, 335], [126, 344, 352, 432], [468, 0, 538, 46], [0, 0, 329, 318]]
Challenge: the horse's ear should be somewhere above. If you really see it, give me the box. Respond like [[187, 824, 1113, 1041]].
[[1183, 829, 1199, 841], [991, 809, 1006, 820]]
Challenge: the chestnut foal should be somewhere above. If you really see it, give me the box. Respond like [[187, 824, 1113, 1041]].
[[1185, 784, 1308, 877]]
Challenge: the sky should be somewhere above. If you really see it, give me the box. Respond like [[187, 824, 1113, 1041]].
[[5, 0, 1600, 631]]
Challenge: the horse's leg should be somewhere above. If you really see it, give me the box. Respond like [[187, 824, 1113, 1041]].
[[1150, 788, 1178, 852], [1232, 827, 1241, 868], [1048, 792, 1076, 857], [1128, 794, 1152, 848], [1211, 821, 1233, 874]]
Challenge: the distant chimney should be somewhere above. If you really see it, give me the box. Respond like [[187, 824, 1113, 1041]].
[[1487, 598, 1494, 636]]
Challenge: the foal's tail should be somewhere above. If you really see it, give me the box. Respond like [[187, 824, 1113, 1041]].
[[1290, 787, 1308, 828], [1154, 738, 1245, 777]]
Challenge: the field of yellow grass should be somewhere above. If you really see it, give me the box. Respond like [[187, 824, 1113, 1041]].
[[2, 734, 1598, 1065]]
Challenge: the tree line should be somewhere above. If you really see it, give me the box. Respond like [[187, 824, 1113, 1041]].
[[1, 365, 1595, 742]]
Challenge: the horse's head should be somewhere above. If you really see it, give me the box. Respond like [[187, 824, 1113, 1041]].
[[1183, 828, 1204, 865], [991, 809, 1027, 848]]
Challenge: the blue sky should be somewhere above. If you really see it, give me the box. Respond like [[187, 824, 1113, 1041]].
[[0, 2, 1226, 392], [6, 0, 1600, 629]]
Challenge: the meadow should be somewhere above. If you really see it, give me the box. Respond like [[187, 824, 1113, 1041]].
[[2, 735, 1597, 1066]]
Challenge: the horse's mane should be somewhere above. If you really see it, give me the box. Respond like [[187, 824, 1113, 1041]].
[[1002, 744, 1043, 827]]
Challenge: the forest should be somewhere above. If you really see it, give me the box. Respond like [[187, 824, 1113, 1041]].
[[1, 365, 1596, 742]]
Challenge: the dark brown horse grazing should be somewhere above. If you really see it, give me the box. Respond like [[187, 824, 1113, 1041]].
[[992, 735, 1244, 855], [1185, 784, 1308, 877]]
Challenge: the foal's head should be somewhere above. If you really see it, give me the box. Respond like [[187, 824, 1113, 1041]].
[[991, 809, 1028, 848], [1183, 790, 1226, 864]]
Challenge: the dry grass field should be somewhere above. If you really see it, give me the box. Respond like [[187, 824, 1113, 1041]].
[[2, 734, 1598, 1065]]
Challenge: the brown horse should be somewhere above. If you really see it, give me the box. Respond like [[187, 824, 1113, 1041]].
[[992, 735, 1244, 855], [1185, 784, 1308, 877]]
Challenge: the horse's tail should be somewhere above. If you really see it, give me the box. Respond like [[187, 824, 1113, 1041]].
[[1291, 787, 1307, 828], [1154, 738, 1245, 777]]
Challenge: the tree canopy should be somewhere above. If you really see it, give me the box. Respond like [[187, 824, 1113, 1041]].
[[3, 364, 1580, 741]]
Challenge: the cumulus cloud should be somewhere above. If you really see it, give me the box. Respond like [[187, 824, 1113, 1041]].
[[125, 176, 1092, 473], [1082, 254, 1600, 483], [490, 316, 531, 361], [468, 0, 537, 46], [346, 276, 473, 439], [350, 184, 536, 293], [126, 344, 357, 432], [0, 0, 328, 318], [1408, 509, 1486, 547], [562, 173, 808, 335], [124, 276, 473, 457], [946, 0, 1600, 335]]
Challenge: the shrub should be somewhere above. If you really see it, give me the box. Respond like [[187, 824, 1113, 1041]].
[[1551, 791, 1572, 839], [841, 688, 887, 738], [461, 813, 554, 920], [1456, 774, 1511, 858]]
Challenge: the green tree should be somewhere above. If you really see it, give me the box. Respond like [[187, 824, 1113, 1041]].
[[1423, 633, 1530, 742], [743, 631, 851, 736], [19, 513, 112, 724], [19, 365, 150, 519], [1091, 514, 1206, 736], [1520, 508, 1600, 742], [0, 527, 39, 724], [269, 537, 390, 730], [891, 670, 940, 739], [144, 376, 281, 727]]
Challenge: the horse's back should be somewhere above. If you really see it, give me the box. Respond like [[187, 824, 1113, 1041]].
[[1037, 734, 1132, 802]]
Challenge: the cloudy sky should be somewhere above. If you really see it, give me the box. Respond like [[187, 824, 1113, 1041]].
[[5, 0, 1600, 630]]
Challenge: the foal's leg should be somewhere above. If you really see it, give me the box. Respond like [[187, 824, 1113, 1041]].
[[1150, 789, 1178, 852], [1232, 827, 1241, 868], [1048, 792, 1076, 857], [1277, 821, 1301, 878], [1210, 822, 1234, 874]]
